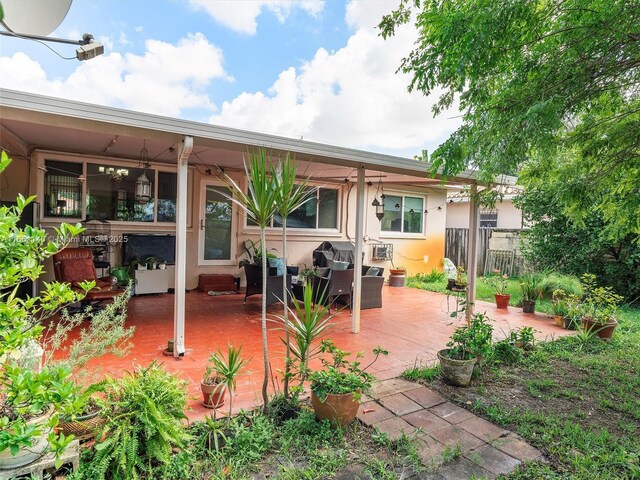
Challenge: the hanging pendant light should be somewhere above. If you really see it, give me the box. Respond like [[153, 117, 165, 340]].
[[372, 179, 385, 221], [135, 140, 152, 203]]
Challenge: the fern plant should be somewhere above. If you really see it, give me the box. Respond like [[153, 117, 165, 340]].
[[81, 362, 189, 479]]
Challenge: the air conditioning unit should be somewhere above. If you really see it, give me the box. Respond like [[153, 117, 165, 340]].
[[371, 244, 393, 261]]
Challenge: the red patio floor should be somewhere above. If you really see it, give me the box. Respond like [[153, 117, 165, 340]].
[[69, 287, 570, 421]]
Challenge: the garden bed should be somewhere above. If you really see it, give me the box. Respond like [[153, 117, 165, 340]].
[[403, 307, 640, 479]]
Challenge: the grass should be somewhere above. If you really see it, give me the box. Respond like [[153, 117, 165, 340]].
[[402, 303, 640, 479], [407, 274, 557, 313]]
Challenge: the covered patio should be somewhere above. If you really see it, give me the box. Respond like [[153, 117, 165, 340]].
[[1, 88, 515, 361], [70, 286, 569, 420]]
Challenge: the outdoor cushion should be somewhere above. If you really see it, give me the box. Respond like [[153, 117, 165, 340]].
[[365, 267, 380, 277], [268, 257, 286, 276], [331, 260, 350, 271], [60, 257, 96, 284]]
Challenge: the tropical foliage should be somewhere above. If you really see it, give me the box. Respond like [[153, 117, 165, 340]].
[[379, 0, 640, 239]]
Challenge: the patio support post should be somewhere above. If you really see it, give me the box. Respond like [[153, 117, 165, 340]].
[[466, 182, 479, 321], [173, 135, 193, 357], [352, 164, 365, 333]]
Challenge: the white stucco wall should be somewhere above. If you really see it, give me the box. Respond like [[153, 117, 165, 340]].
[[445, 200, 522, 229]]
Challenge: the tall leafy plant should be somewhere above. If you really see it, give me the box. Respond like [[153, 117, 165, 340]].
[[273, 152, 314, 398], [220, 147, 279, 412], [0, 150, 132, 466]]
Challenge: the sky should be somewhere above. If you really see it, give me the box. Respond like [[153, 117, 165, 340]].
[[0, 0, 461, 158]]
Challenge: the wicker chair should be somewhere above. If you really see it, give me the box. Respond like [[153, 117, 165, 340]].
[[243, 264, 291, 306], [312, 268, 354, 313], [359, 266, 385, 309]]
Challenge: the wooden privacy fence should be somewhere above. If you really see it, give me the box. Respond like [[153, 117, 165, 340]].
[[445, 228, 527, 276], [445, 228, 492, 273]]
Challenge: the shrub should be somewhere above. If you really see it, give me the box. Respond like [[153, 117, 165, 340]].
[[80, 362, 189, 480], [538, 272, 582, 298]]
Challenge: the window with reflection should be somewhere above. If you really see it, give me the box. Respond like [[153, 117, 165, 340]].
[[381, 194, 424, 234]]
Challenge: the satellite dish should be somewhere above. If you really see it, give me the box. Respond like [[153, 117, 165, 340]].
[[1, 0, 73, 36]]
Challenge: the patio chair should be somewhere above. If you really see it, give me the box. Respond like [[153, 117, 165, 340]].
[[243, 264, 292, 306], [359, 266, 385, 310], [53, 247, 124, 309], [312, 268, 354, 313]]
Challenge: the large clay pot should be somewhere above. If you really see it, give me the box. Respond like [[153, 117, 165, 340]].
[[388, 272, 406, 287], [554, 315, 565, 328], [201, 382, 225, 409], [311, 391, 360, 428], [438, 349, 477, 387], [494, 293, 511, 309], [581, 317, 618, 341], [0, 409, 53, 470]]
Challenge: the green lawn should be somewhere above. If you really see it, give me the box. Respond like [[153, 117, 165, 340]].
[[407, 275, 556, 313], [403, 277, 640, 479]]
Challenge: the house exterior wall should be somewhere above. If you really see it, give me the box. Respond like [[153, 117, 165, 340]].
[[25, 149, 447, 289], [445, 200, 522, 229], [0, 155, 31, 201]]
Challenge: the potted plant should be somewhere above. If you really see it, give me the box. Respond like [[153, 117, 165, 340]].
[[58, 382, 107, 441], [437, 313, 494, 387], [389, 264, 407, 276], [520, 273, 542, 313], [201, 344, 250, 412], [577, 274, 623, 340], [130, 258, 147, 271], [272, 281, 335, 422], [487, 270, 510, 309], [454, 265, 467, 289], [551, 289, 569, 327], [308, 340, 387, 427], [0, 152, 133, 471], [510, 326, 536, 350]]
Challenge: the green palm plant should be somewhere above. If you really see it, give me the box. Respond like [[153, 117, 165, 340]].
[[220, 147, 279, 412], [272, 282, 335, 394], [273, 152, 315, 398], [207, 344, 251, 417]]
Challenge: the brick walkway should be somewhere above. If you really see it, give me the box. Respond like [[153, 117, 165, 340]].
[[357, 378, 543, 479]]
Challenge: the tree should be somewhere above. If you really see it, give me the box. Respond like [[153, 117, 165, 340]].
[[273, 153, 314, 399], [220, 147, 279, 413], [515, 181, 640, 302], [380, 0, 640, 238]]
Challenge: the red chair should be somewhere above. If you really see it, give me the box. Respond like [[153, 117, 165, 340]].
[[53, 247, 124, 308]]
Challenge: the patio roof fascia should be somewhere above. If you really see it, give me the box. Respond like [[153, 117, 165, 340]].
[[0, 88, 517, 187]]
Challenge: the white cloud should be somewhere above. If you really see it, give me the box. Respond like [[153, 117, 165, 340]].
[[0, 33, 230, 117], [209, 1, 459, 157], [134, 25, 144, 33], [188, 0, 324, 35]]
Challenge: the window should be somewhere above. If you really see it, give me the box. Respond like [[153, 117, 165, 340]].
[[381, 194, 424, 234], [44, 159, 177, 223], [44, 161, 82, 218], [247, 187, 339, 230], [480, 210, 498, 228]]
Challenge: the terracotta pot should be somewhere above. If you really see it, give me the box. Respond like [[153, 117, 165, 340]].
[[311, 391, 360, 428], [438, 349, 477, 387], [494, 293, 511, 309], [581, 316, 618, 341], [522, 300, 536, 313], [553, 315, 565, 328], [389, 269, 406, 276], [201, 382, 225, 409], [0, 408, 53, 470]]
